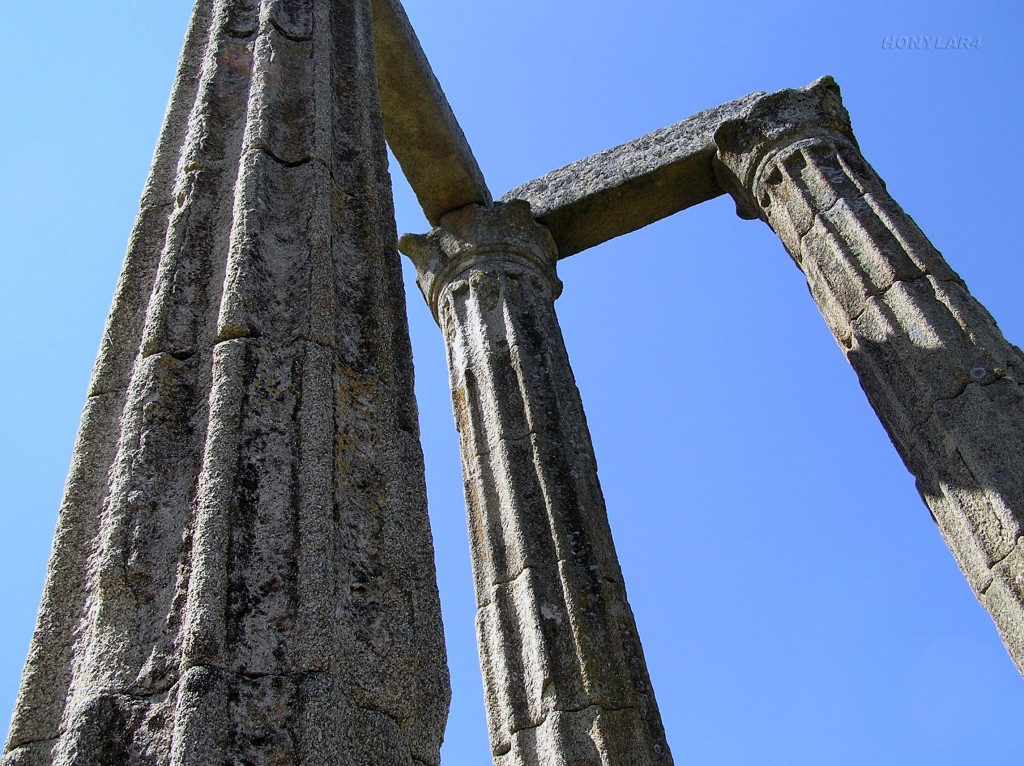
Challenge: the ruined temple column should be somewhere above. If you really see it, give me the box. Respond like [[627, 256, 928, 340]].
[[401, 202, 672, 765], [714, 76, 1024, 673], [3, 1, 448, 764]]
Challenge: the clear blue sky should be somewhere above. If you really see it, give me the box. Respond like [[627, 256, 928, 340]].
[[1, 1, 1021, 763]]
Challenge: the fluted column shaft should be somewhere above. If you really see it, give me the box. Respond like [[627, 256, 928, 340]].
[[401, 202, 672, 766], [3, 1, 448, 764], [714, 76, 1024, 673]]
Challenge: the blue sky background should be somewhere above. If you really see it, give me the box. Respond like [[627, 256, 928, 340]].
[[1, 1, 1022, 763]]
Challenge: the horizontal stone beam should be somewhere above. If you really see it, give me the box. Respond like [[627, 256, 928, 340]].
[[372, 0, 491, 225], [500, 92, 767, 258]]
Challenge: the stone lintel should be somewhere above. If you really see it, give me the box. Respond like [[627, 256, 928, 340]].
[[372, 0, 492, 225], [499, 91, 766, 258]]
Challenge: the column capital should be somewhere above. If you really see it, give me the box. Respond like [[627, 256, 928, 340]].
[[713, 76, 858, 219], [399, 200, 561, 322]]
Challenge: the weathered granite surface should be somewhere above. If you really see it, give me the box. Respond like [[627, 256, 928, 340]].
[[401, 202, 673, 765], [373, 0, 491, 225], [501, 92, 765, 258], [10, 0, 1022, 762], [715, 76, 1024, 674], [2, 1, 448, 764]]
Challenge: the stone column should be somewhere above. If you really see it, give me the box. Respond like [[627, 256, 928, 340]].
[[401, 202, 672, 765], [714, 76, 1024, 673], [3, 1, 448, 764]]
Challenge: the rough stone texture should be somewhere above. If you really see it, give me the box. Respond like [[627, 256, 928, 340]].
[[715, 76, 1024, 674], [501, 92, 765, 258], [2, 1, 449, 764], [372, 0, 491, 225], [401, 202, 673, 765]]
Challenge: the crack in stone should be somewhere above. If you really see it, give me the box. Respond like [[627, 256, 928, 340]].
[[909, 372, 1008, 436], [909, 379, 974, 434]]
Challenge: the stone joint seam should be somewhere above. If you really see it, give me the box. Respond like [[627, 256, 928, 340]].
[[142, 331, 343, 364], [3, 736, 57, 756], [823, 249, 960, 328], [4, 681, 181, 752], [462, 412, 552, 458], [85, 385, 129, 401], [476, 561, 622, 609], [5, 672, 420, 760], [954, 445, 1016, 548], [222, 31, 257, 43], [258, 145, 315, 170], [177, 663, 417, 731], [504, 701, 644, 741], [266, 16, 312, 44], [979, 538, 1024, 596]]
